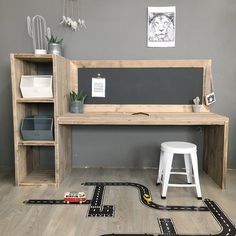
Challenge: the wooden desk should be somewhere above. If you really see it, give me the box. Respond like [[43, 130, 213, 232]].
[[10, 56, 229, 188], [58, 112, 229, 189]]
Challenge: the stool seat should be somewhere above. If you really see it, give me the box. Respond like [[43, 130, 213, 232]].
[[157, 141, 202, 199], [161, 141, 197, 154]]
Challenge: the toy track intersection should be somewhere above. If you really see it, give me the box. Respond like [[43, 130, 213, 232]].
[[24, 182, 236, 236]]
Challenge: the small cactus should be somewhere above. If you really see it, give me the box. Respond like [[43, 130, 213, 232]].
[[27, 15, 50, 51]]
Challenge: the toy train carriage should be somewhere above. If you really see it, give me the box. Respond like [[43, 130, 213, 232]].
[[64, 192, 87, 203]]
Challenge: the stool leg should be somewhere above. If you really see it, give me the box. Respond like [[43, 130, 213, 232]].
[[161, 152, 173, 198], [184, 154, 192, 184], [191, 152, 202, 199], [157, 150, 164, 184]]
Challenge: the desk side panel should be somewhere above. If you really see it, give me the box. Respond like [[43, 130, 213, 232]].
[[203, 122, 229, 189], [54, 56, 71, 185]]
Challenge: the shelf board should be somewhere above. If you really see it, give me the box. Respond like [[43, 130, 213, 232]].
[[13, 53, 53, 62], [16, 98, 54, 103], [18, 140, 55, 146], [19, 169, 56, 186]]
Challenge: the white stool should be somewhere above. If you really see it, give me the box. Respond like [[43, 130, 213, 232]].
[[157, 141, 202, 199]]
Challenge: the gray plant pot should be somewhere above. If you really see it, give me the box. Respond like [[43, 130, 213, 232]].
[[70, 100, 84, 113], [48, 43, 62, 56]]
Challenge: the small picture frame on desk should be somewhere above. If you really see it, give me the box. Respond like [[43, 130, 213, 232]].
[[205, 93, 216, 106]]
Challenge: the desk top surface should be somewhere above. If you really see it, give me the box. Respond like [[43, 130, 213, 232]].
[[58, 112, 229, 126]]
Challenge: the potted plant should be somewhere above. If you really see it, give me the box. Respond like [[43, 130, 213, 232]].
[[69, 90, 87, 113], [46, 34, 63, 55]]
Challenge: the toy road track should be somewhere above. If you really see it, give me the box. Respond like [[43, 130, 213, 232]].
[[24, 199, 91, 205], [158, 218, 177, 235], [100, 199, 236, 236], [83, 182, 208, 211], [24, 181, 236, 236], [88, 185, 114, 217]]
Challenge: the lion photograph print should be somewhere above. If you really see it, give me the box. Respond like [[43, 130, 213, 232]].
[[148, 6, 176, 47]]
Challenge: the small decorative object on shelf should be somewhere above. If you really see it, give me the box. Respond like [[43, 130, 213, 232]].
[[46, 33, 63, 56], [192, 96, 201, 112], [20, 75, 53, 98], [60, 0, 86, 31], [69, 90, 87, 113], [27, 15, 51, 54], [64, 192, 87, 204]]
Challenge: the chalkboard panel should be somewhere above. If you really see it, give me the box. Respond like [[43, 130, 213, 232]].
[[78, 68, 203, 104]]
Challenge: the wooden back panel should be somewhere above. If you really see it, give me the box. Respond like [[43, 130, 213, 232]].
[[69, 60, 212, 113]]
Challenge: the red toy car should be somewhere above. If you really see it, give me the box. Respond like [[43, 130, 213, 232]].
[[64, 192, 86, 204]]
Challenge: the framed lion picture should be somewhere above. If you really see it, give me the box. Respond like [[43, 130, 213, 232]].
[[147, 6, 176, 47]]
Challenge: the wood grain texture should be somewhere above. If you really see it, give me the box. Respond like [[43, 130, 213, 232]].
[[83, 104, 209, 113], [70, 59, 212, 112], [58, 112, 228, 126], [53, 55, 71, 186], [10, 54, 57, 186], [13, 53, 53, 62], [18, 140, 55, 146], [57, 111, 229, 189], [203, 120, 229, 189], [16, 98, 54, 103]]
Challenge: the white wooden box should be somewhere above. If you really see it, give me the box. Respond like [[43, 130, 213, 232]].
[[20, 75, 53, 98]]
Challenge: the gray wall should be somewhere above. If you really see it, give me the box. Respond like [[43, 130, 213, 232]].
[[0, 0, 236, 169]]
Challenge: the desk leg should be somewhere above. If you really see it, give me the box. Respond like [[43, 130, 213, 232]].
[[56, 125, 72, 186], [203, 123, 229, 189]]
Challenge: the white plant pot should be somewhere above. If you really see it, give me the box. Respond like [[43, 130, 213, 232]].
[[34, 49, 47, 55], [192, 105, 201, 113]]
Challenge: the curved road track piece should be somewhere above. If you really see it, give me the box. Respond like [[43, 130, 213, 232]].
[[23, 181, 236, 235], [83, 182, 236, 236], [83, 182, 208, 211]]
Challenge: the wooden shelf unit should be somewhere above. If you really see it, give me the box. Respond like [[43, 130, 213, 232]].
[[10, 54, 71, 186]]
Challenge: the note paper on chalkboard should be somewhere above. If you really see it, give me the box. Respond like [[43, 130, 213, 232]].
[[92, 77, 106, 97]]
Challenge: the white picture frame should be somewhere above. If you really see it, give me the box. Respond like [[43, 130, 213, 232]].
[[147, 6, 176, 48]]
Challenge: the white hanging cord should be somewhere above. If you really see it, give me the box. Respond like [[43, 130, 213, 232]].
[[76, 0, 79, 21], [60, 0, 68, 25], [204, 67, 216, 105], [69, 0, 72, 20], [210, 76, 215, 93], [65, 0, 67, 18], [72, 0, 76, 29], [60, 0, 86, 31], [77, 0, 86, 28]]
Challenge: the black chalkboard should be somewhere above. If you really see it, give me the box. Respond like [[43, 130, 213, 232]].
[[78, 67, 203, 104]]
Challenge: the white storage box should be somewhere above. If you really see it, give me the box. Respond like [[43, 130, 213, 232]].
[[20, 75, 53, 98]]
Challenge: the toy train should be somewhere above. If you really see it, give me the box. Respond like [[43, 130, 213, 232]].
[[64, 192, 87, 204]]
